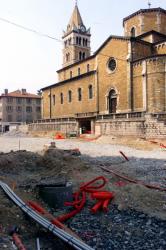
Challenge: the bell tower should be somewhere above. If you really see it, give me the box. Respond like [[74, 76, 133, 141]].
[[62, 2, 91, 67]]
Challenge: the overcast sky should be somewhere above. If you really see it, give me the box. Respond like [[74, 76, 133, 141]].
[[0, 0, 165, 94]]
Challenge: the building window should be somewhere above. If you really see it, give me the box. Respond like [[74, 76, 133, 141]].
[[17, 115, 22, 122], [26, 106, 32, 112], [26, 98, 32, 104], [79, 37, 81, 45], [76, 37, 79, 44], [131, 27, 136, 37], [16, 106, 22, 112], [79, 51, 82, 60], [16, 98, 22, 104], [6, 106, 13, 112], [60, 93, 63, 104], [87, 64, 90, 72], [36, 107, 41, 112], [53, 95, 55, 105], [78, 67, 81, 75], [88, 85, 93, 99], [7, 97, 13, 103], [68, 38, 71, 45], [36, 99, 41, 105], [108, 58, 117, 72], [66, 53, 70, 62], [68, 90, 72, 103], [78, 88, 82, 101], [8, 115, 12, 122], [70, 71, 72, 78], [82, 52, 85, 59]]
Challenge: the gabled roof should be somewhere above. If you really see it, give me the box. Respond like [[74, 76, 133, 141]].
[[137, 30, 166, 40], [41, 70, 96, 91], [57, 35, 131, 73], [0, 90, 41, 99], [123, 7, 166, 26]]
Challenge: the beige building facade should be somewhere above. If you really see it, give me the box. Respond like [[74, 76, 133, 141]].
[[0, 89, 41, 132], [39, 6, 166, 138]]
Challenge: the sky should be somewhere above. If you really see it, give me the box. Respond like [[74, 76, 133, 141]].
[[0, 0, 165, 94]]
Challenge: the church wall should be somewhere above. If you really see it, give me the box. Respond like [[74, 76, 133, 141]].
[[154, 42, 166, 54], [58, 57, 95, 82], [133, 63, 144, 111], [42, 89, 51, 119], [147, 58, 166, 112], [96, 39, 130, 114], [42, 74, 97, 118], [132, 41, 152, 60], [124, 12, 166, 37]]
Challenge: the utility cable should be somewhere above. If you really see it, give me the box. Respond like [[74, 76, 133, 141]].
[[0, 16, 62, 43], [0, 16, 135, 62]]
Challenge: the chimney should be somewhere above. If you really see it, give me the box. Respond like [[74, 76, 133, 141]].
[[4, 89, 8, 95], [21, 89, 26, 95]]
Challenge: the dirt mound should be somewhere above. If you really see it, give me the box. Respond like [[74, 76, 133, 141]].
[[0, 149, 89, 186]]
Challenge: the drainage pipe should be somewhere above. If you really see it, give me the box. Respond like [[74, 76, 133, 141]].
[[0, 181, 94, 250]]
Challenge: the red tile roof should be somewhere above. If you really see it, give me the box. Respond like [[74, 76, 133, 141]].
[[0, 90, 41, 99]]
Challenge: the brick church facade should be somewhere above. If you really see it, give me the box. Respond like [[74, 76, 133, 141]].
[[38, 4, 166, 138]]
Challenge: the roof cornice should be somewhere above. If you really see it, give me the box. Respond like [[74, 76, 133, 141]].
[[123, 8, 166, 26], [57, 35, 130, 73], [41, 70, 96, 91]]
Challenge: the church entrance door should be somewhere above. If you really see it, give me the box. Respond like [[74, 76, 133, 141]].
[[108, 90, 117, 113]]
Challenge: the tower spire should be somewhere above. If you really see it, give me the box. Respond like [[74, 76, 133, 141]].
[[148, 1, 151, 9]]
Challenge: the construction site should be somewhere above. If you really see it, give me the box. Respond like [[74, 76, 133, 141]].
[[0, 131, 166, 250], [0, 2, 166, 249]]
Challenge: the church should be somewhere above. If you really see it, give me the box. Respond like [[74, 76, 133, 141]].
[[39, 4, 166, 138]]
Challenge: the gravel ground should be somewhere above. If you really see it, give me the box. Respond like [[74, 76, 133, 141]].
[[70, 203, 166, 250]]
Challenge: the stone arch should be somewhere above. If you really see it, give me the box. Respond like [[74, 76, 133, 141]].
[[107, 89, 117, 113], [131, 26, 136, 37]]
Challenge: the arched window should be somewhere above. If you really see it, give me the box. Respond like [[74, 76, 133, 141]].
[[87, 64, 90, 72], [68, 90, 72, 103], [79, 51, 82, 60], [78, 88, 82, 101], [66, 53, 70, 62], [88, 85, 93, 99], [82, 52, 85, 59], [83, 38, 85, 46], [78, 67, 81, 75], [70, 71, 72, 78], [76, 37, 79, 44], [108, 89, 117, 113], [79, 37, 81, 45], [60, 93, 63, 104], [85, 39, 88, 46], [131, 27, 136, 37], [64, 41, 67, 48], [68, 38, 71, 45], [53, 95, 55, 105]]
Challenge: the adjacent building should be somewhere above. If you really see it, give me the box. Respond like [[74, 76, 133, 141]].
[[39, 5, 166, 138], [0, 89, 41, 132]]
